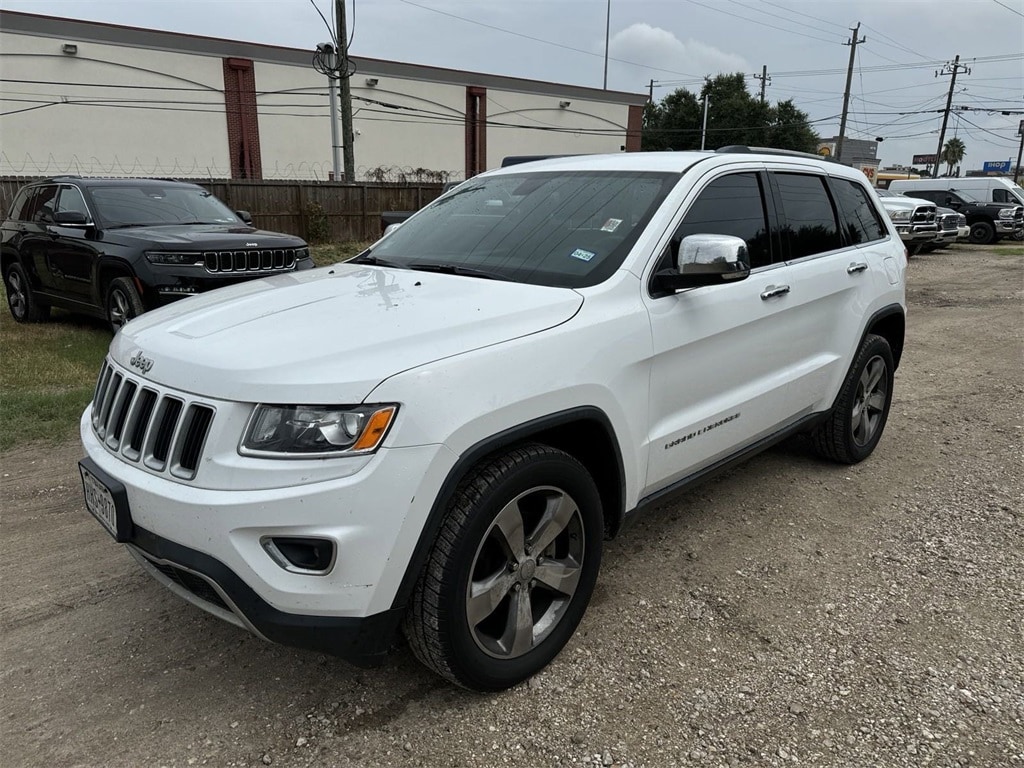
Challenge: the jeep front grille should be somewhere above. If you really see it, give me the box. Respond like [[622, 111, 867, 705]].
[[203, 248, 297, 273], [91, 360, 215, 481]]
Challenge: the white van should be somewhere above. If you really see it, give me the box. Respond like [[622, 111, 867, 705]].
[[890, 177, 1024, 206]]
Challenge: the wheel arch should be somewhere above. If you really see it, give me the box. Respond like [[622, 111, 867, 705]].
[[864, 304, 905, 370], [390, 406, 626, 613], [97, 259, 140, 303]]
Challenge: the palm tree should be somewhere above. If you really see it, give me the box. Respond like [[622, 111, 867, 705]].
[[942, 137, 966, 177]]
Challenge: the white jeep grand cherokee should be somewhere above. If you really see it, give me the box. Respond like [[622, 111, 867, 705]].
[[80, 148, 907, 691]]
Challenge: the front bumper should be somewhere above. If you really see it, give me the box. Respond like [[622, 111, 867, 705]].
[[80, 414, 455, 664], [994, 219, 1023, 235], [893, 224, 938, 244]]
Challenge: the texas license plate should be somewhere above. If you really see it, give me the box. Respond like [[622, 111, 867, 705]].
[[79, 461, 130, 541]]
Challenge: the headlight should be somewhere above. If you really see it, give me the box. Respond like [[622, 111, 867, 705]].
[[997, 208, 1015, 219], [887, 210, 911, 222], [296, 246, 312, 261], [146, 251, 205, 266], [240, 404, 398, 457]]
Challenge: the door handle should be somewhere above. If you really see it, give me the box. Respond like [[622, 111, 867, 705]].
[[847, 262, 869, 274], [760, 284, 790, 300]]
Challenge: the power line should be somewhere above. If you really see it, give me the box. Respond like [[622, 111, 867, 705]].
[[991, 0, 1024, 18], [679, 0, 840, 45]]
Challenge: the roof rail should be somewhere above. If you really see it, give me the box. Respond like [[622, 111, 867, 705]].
[[716, 145, 836, 162]]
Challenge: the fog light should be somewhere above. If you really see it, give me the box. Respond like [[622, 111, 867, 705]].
[[262, 536, 335, 574]]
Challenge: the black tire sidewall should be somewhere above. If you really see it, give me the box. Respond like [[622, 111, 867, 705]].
[[442, 450, 603, 691], [838, 335, 895, 463], [106, 277, 144, 331], [969, 221, 994, 244]]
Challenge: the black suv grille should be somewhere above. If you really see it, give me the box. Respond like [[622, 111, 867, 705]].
[[91, 360, 215, 481], [204, 249, 297, 273]]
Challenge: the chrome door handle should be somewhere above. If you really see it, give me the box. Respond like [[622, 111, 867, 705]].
[[760, 284, 790, 300], [847, 262, 869, 274]]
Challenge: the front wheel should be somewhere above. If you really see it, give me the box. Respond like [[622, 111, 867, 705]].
[[106, 276, 145, 332], [968, 221, 995, 245], [403, 444, 603, 691], [811, 334, 894, 464]]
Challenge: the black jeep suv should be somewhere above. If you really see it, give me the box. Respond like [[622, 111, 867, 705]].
[[2, 177, 313, 331]]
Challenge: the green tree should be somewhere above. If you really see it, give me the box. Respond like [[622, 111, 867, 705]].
[[641, 73, 818, 154], [941, 137, 966, 176]]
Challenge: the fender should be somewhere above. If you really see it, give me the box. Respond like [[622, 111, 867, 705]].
[[389, 405, 625, 613]]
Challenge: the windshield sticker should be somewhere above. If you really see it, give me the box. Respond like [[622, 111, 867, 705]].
[[570, 248, 597, 262], [601, 218, 623, 232]]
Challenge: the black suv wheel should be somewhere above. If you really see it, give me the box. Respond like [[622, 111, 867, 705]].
[[4, 263, 50, 323]]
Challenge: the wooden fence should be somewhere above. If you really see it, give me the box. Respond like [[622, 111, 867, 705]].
[[0, 177, 444, 242]]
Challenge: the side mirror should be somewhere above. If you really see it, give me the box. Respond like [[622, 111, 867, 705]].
[[235, 210, 253, 225], [652, 234, 751, 293], [52, 210, 90, 226]]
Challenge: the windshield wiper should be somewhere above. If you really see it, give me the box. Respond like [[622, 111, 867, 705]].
[[104, 223, 152, 229], [408, 262, 510, 281], [350, 253, 406, 268]]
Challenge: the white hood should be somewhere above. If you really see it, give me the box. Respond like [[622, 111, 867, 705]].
[[110, 263, 583, 403]]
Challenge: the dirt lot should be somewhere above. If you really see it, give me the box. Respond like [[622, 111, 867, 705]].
[[2, 244, 1021, 768]]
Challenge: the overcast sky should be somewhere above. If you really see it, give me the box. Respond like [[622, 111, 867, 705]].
[[2, 0, 1022, 170]]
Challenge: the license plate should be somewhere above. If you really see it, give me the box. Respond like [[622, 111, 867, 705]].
[[80, 462, 130, 541]]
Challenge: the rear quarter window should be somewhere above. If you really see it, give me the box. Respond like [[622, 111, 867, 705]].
[[830, 178, 888, 244]]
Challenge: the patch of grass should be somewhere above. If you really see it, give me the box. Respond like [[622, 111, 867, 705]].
[[993, 245, 1024, 256], [311, 241, 374, 265], [0, 310, 112, 452]]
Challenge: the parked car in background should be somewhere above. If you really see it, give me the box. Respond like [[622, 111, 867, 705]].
[[887, 181, 1024, 244], [2, 177, 313, 332], [873, 188, 937, 255], [876, 189, 969, 251], [79, 147, 906, 691], [889, 176, 1024, 207]]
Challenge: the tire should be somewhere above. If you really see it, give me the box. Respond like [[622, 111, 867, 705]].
[[403, 443, 603, 691], [4, 262, 50, 323], [811, 334, 894, 465], [968, 221, 995, 245], [106, 276, 145, 332]]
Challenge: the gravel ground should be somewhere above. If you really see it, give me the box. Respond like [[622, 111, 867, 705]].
[[1, 243, 1021, 768]]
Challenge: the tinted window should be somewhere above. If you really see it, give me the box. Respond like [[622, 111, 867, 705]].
[[56, 185, 90, 218], [831, 178, 887, 244], [24, 185, 58, 224], [673, 173, 772, 268], [8, 187, 34, 221], [774, 173, 840, 259], [370, 171, 676, 288]]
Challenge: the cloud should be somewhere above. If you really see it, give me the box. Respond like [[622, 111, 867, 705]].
[[608, 23, 750, 87]]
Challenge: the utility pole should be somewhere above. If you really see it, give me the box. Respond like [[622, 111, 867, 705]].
[[753, 65, 771, 103], [648, 78, 654, 103], [836, 22, 865, 164], [603, 0, 611, 89], [336, 0, 355, 182], [933, 55, 970, 179], [701, 94, 710, 150], [1015, 120, 1024, 184]]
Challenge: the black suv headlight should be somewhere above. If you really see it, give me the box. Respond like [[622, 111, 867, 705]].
[[239, 404, 398, 458], [146, 251, 205, 266]]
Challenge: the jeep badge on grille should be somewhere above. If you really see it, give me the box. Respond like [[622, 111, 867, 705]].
[[129, 351, 154, 374]]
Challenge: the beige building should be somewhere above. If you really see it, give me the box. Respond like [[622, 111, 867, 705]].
[[0, 11, 646, 181]]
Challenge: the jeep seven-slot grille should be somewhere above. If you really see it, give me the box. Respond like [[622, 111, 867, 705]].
[[91, 360, 215, 481], [203, 248, 297, 273]]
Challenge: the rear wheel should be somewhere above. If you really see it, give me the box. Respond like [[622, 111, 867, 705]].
[[106, 277, 145, 332], [812, 334, 894, 464], [4, 263, 50, 323], [404, 444, 603, 691]]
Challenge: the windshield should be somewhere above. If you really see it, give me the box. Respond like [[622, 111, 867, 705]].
[[367, 170, 677, 288], [89, 185, 241, 227]]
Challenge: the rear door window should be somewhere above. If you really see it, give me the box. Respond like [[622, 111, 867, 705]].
[[772, 173, 841, 259]]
